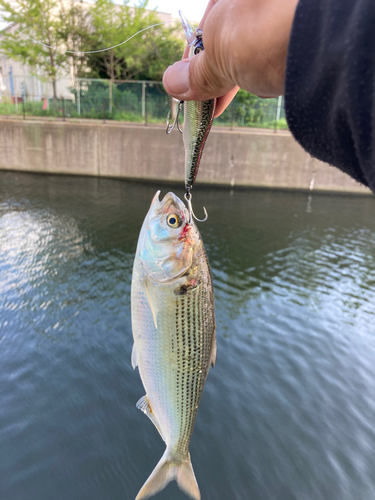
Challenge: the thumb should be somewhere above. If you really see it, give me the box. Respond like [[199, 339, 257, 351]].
[[163, 51, 235, 101]]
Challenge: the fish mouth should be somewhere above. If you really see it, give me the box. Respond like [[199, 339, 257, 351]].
[[150, 190, 187, 218], [150, 190, 161, 208]]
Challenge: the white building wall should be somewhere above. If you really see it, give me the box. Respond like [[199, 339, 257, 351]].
[[0, 7, 195, 102], [0, 53, 73, 100]]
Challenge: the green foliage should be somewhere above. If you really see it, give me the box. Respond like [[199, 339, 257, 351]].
[[0, 0, 68, 97], [57, 0, 92, 79], [86, 0, 184, 82], [215, 90, 287, 129], [0, 89, 288, 130], [135, 22, 184, 81], [235, 89, 279, 125], [0, 0, 183, 98], [72, 79, 143, 115], [0, 0, 286, 130], [70, 79, 169, 120], [275, 118, 288, 130], [0, 97, 17, 115]]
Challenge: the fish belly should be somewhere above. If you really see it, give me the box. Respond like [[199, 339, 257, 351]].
[[131, 261, 215, 457]]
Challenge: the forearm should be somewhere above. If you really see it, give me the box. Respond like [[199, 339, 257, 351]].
[[285, 0, 375, 190]]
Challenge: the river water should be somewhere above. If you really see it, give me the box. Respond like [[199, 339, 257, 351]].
[[1, 171, 375, 500]]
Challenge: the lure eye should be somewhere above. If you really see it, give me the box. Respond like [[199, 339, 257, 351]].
[[194, 47, 202, 55], [167, 214, 180, 228]]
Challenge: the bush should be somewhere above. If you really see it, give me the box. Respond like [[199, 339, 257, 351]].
[[0, 82, 288, 130]]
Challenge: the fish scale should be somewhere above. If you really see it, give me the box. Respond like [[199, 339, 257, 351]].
[[131, 191, 216, 500], [132, 251, 214, 452]]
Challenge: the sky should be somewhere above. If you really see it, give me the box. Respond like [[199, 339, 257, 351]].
[[0, 1, 208, 31], [141, 0, 207, 22]]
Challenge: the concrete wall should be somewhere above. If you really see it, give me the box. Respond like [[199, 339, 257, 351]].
[[0, 118, 370, 194]]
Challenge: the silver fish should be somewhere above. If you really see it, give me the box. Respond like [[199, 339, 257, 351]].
[[131, 191, 216, 500], [179, 11, 217, 194]]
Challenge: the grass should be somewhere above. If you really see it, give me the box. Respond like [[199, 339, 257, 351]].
[[0, 99, 288, 130]]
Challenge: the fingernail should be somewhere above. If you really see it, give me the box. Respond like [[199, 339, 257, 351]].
[[164, 61, 190, 95]]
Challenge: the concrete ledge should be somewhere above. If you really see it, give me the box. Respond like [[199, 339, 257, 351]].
[[0, 118, 370, 194]]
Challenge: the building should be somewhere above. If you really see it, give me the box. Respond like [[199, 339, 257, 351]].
[[0, 7, 187, 102]]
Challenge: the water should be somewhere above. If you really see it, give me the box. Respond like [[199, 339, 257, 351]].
[[1, 171, 375, 500]]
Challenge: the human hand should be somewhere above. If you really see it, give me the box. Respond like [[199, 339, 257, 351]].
[[163, 0, 299, 116]]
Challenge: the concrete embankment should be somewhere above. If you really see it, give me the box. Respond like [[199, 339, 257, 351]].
[[0, 118, 370, 193]]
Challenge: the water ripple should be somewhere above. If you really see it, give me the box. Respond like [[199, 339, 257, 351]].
[[1, 172, 375, 500]]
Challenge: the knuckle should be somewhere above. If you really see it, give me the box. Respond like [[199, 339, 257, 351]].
[[189, 53, 223, 99]]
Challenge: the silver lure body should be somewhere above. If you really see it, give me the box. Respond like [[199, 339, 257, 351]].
[[131, 191, 216, 500], [183, 31, 216, 192]]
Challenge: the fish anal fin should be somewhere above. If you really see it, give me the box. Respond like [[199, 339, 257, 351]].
[[136, 395, 150, 414], [131, 344, 138, 369], [136, 395, 166, 443]]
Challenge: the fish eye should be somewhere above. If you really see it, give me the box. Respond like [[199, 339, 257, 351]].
[[167, 214, 180, 228], [194, 47, 202, 55]]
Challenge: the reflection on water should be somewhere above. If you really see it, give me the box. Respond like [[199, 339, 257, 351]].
[[1, 171, 375, 500]]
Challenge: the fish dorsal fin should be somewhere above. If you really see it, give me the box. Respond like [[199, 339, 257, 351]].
[[210, 330, 217, 368], [136, 395, 166, 443], [131, 343, 138, 369]]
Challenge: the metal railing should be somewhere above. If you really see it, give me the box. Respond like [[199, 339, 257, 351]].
[[0, 77, 288, 130]]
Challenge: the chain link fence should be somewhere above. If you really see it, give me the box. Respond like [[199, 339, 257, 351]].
[[0, 77, 287, 130]]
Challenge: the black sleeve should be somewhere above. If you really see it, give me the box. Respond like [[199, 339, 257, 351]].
[[284, 0, 375, 192]]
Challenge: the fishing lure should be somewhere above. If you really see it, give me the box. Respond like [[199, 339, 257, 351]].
[[166, 12, 217, 222]]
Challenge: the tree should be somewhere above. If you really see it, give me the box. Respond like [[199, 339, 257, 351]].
[[57, 0, 91, 81], [0, 0, 184, 104], [0, 0, 66, 99], [86, 0, 184, 82], [0, 0, 91, 98], [236, 88, 275, 125], [135, 22, 184, 82]]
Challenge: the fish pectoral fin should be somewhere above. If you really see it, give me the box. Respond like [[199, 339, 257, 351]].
[[210, 330, 217, 368], [136, 395, 166, 443], [145, 280, 158, 329], [131, 343, 138, 369]]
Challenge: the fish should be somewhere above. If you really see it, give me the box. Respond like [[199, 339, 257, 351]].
[[179, 12, 217, 194], [131, 190, 217, 500]]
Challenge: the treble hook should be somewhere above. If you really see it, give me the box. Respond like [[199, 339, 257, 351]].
[[166, 100, 184, 134], [184, 191, 208, 223]]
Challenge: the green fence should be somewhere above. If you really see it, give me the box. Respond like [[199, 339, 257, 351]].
[[0, 78, 287, 130]]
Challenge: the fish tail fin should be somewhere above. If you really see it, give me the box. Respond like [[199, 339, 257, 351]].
[[176, 453, 200, 500], [135, 450, 200, 500]]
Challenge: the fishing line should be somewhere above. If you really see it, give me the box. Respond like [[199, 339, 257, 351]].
[[0, 20, 175, 54]]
